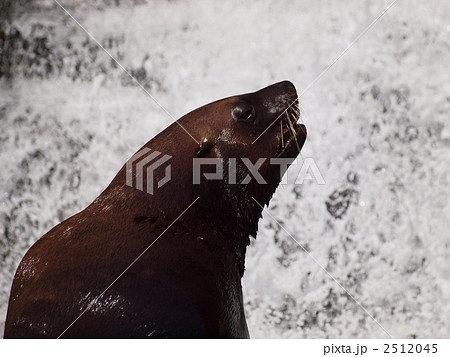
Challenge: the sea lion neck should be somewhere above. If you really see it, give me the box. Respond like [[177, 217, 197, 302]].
[[190, 194, 262, 278], [204, 177, 279, 277]]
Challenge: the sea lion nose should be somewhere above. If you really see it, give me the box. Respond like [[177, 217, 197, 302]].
[[271, 80, 297, 100], [257, 81, 298, 121], [257, 81, 297, 104], [275, 80, 296, 92]]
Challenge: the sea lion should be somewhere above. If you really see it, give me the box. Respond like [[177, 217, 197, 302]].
[[4, 81, 306, 338]]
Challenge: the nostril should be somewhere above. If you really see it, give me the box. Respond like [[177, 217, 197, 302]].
[[232, 104, 255, 123]]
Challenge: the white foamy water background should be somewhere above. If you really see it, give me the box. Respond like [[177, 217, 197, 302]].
[[1, 0, 449, 338]]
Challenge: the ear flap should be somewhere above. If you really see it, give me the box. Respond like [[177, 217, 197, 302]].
[[196, 138, 213, 157]]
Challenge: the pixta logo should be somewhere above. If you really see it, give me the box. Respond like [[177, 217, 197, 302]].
[[126, 148, 172, 195]]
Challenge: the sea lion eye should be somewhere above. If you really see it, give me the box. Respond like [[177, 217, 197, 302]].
[[241, 109, 254, 121], [232, 104, 255, 123]]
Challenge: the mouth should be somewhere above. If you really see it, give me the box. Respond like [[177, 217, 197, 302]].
[[276, 98, 306, 157]]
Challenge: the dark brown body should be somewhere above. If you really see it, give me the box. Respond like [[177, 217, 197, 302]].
[[4, 81, 306, 338]]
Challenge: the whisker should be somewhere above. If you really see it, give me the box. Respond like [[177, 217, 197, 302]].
[[290, 100, 306, 158], [287, 111, 297, 137], [290, 105, 306, 136], [288, 111, 303, 159], [286, 110, 295, 136]]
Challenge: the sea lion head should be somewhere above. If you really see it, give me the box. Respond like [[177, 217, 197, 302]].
[[184, 80, 306, 163], [180, 80, 306, 197], [135, 80, 307, 219]]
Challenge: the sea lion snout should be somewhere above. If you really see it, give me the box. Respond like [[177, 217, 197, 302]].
[[257, 80, 298, 118], [268, 80, 297, 96], [259, 80, 297, 101], [227, 81, 298, 130]]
